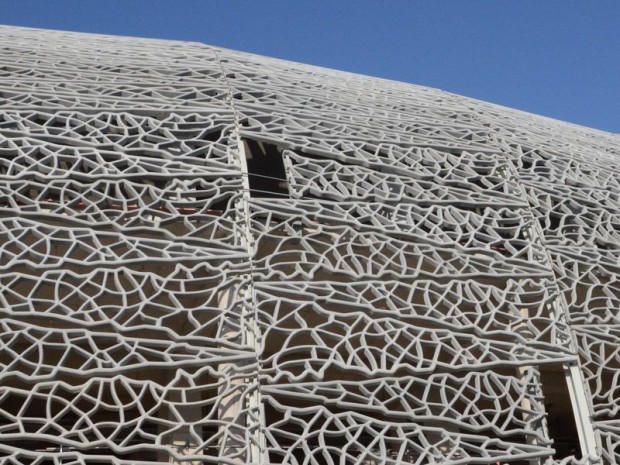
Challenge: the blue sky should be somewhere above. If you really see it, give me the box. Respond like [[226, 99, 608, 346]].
[[1, 1, 618, 133]]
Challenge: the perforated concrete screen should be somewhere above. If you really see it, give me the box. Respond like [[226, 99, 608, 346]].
[[0, 25, 619, 465]]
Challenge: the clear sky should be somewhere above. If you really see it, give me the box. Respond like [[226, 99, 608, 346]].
[[1, 0, 618, 133]]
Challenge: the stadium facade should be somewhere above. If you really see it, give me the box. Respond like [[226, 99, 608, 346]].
[[0, 25, 619, 465]]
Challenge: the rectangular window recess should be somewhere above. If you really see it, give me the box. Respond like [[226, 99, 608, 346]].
[[539, 364, 583, 460], [243, 138, 290, 198]]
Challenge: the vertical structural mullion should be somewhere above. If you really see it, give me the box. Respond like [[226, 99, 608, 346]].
[[236, 137, 267, 465], [217, 48, 266, 465], [494, 135, 602, 465]]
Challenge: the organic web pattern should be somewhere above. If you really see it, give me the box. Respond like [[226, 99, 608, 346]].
[[0, 25, 619, 465]]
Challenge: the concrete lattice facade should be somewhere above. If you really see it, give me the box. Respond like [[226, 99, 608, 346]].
[[0, 25, 620, 465]]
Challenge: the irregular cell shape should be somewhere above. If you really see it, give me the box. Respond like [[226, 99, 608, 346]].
[[549, 248, 620, 325]]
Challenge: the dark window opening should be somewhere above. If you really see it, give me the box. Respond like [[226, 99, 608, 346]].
[[244, 139, 289, 198], [539, 365, 583, 460]]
